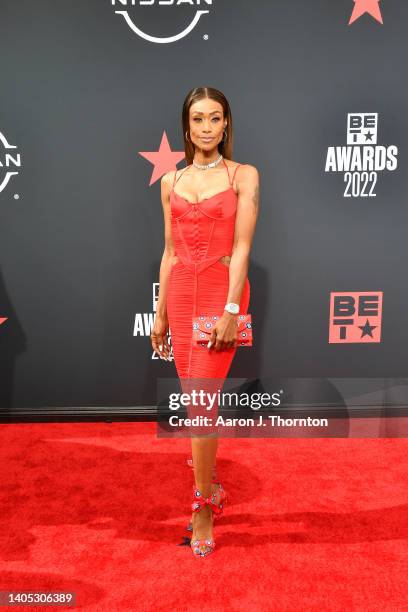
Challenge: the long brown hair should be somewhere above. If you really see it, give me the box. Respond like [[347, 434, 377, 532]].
[[181, 87, 233, 166]]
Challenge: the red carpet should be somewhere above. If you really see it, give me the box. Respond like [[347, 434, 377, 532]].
[[0, 421, 407, 611]]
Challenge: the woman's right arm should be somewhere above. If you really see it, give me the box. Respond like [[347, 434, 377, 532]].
[[150, 171, 176, 361]]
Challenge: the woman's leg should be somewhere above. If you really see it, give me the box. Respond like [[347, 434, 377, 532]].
[[190, 435, 219, 541], [192, 435, 218, 494]]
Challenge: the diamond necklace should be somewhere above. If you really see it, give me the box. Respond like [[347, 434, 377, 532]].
[[192, 154, 223, 170]]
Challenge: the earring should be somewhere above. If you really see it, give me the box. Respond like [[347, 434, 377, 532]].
[[185, 130, 191, 142]]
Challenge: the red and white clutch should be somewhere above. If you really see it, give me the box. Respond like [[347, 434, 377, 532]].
[[192, 314, 253, 347]]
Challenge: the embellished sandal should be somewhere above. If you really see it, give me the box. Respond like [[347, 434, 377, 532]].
[[190, 486, 224, 557], [186, 458, 227, 532]]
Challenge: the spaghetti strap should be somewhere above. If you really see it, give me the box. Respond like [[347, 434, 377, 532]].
[[222, 158, 232, 185], [231, 163, 241, 186], [173, 165, 190, 189]]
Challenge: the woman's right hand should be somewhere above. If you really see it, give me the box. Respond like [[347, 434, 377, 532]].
[[150, 314, 171, 360]]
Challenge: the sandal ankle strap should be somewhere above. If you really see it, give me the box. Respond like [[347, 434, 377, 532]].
[[191, 486, 224, 517]]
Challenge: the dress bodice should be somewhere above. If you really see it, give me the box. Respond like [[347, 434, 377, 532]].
[[170, 160, 241, 275]]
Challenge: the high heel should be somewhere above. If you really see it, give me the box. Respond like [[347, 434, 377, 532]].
[[189, 486, 223, 557], [186, 458, 227, 532]]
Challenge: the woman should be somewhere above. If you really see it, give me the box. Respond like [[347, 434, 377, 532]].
[[151, 87, 259, 557]]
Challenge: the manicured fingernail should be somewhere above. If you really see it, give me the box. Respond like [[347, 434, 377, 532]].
[[159, 345, 162, 351], [207, 341, 212, 348]]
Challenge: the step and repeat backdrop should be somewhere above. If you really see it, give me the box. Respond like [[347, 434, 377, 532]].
[[0, 0, 407, 413]]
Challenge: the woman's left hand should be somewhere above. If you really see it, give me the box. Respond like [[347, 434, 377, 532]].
[[208, 312, 238, 351]]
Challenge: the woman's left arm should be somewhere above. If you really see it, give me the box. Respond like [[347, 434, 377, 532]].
[[210, 164, 260, 351]]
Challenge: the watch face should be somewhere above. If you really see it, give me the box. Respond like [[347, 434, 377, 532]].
[[226, 303, 239, 314]]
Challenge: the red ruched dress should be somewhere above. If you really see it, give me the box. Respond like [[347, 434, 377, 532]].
[[166, 159, 250, 385]]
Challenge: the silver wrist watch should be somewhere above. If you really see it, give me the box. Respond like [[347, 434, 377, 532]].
[[224, 302, 240, 315]]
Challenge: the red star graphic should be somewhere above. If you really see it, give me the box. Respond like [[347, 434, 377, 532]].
[[139, 131, 185, 186], [349, 0, 383, 25]]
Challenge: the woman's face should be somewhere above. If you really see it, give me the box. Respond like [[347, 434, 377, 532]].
[[188, 98, 226, 151]]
